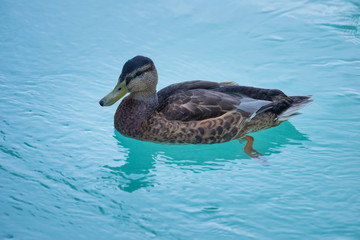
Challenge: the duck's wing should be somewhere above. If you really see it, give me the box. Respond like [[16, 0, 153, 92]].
[[156, 88, 272, 122], [157, 80, 289, 103], [157, 80, 222, 103], [214, 84, 293, 115]]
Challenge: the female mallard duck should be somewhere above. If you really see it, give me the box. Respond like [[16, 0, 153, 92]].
[[99, 56, 312, 158]]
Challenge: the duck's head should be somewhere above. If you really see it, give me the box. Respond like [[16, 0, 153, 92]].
[[99, 56, 158, 106]]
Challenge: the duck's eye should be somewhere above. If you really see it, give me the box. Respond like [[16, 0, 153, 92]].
[[135, 71, 142, 77]]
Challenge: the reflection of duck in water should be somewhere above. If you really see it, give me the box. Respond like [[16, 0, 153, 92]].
[[109, 122, 310, 192], [99, 56, 312, 158]]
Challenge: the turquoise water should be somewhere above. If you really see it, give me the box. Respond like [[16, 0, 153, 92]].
[[1, 0, 360, 239]]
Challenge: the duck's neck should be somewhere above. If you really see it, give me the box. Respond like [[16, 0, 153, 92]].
[[130, 91, 158, 107], [114, 91, 158, 138]]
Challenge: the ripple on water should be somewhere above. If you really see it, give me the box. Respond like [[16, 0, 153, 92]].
[[1, 0, 360, 239]]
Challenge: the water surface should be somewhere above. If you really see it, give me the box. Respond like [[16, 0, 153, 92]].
[[1, 0, 360, 239]]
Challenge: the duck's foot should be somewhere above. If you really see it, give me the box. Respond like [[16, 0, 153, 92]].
[[240, 135, 270, 166], [242, 135, 261, 158]]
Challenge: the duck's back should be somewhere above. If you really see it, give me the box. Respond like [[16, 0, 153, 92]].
[[156, 80, 289, 122]]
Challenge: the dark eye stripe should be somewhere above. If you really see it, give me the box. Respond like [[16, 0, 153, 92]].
[[135, 66, 152, 77], [125, 66, 153, 85], [125, 76, 131, 85]]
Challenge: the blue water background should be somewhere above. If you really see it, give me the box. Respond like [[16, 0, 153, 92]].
[[1, 0, 360, 239]]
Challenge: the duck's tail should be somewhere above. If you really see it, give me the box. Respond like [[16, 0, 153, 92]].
[[278, 95, 313, 122]]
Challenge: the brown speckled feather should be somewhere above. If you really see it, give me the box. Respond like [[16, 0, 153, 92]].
[[114, 81, 301, 144], [158, 89, 240, 121]]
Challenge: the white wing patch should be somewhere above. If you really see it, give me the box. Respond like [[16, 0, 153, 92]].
[[234, 98, 272, 120]]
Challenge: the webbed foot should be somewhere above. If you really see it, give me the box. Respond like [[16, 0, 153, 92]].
[[240, 135, 270, 166]]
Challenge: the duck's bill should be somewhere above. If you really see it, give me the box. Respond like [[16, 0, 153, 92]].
[[99, 81, 128, 106]]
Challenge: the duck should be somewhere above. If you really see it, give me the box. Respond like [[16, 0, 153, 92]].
[[99, 56, 312, 158]]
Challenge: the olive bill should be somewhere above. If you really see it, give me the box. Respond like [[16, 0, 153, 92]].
[[99, 81, 128, 106]]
